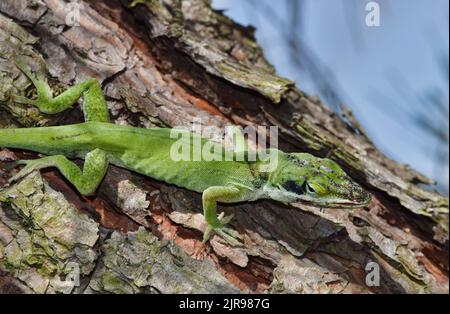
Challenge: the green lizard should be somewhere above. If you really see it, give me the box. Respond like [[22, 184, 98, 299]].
[[0, 61, 371, 246]]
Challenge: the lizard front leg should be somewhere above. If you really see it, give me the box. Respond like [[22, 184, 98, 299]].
[[8, 148, 108, 196], [202, 186, 244, 246]]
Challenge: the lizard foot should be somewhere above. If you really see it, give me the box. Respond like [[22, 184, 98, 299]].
[[11, 95, 38, 106], [7, 159, 49, 183], [203, 212, 243, 247]]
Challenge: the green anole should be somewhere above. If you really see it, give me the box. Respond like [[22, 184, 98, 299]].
[[0, 61, 371, 246]]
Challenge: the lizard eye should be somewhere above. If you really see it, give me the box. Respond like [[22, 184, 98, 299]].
[[282, 180, 305, 195], [305, 183, 316, 195]]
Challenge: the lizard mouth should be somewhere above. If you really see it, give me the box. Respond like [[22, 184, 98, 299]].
[[297, 198, 371, 209], [322, 202, 369, 209]]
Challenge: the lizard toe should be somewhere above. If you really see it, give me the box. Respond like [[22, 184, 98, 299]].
[[8, 160, 38, 182], [215, 228, 243, 247], [218, 213, 234, 225], [202, 225, 214, 244]]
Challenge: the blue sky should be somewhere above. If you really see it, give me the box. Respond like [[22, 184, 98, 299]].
[[213, 0, 449, 194]]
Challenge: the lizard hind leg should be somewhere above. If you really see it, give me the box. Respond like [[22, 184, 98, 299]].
[[14, 59, 109, 122], [8, 148, 108, 196]]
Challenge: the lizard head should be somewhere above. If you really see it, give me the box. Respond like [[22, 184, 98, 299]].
[[264, 152, 371, 208]]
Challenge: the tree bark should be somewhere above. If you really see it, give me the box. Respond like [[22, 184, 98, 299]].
[[0, 0, 448, 294]]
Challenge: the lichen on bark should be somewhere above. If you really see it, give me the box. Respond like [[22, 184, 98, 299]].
[[0, 172, 99, 293], [86, 227, 240, 294]]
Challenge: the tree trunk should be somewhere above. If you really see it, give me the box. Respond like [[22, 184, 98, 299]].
[[0, 0, 447, 294]]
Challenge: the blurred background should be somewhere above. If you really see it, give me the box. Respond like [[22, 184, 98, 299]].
[[212, 0, 449, 195]]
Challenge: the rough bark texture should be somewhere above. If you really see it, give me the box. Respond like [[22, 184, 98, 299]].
[[0, 0, 448, 294]]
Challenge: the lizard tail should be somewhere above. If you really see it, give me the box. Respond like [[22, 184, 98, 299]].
[[0, 124, 90, 156]]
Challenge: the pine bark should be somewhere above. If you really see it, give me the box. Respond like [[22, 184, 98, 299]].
[[0, 0, 447, 293]]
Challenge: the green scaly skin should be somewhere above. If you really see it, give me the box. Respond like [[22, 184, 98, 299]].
[[0, 61, 371, 246]]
